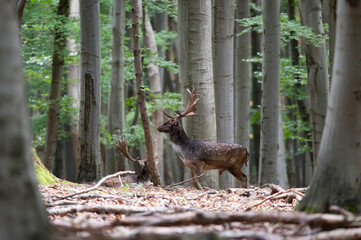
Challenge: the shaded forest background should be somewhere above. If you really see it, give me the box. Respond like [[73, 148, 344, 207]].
[[22, 0, 332, 188]]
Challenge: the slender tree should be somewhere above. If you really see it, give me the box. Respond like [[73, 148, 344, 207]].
[[258, 0, 280, 185], [131, 0, 161, 186], [298, 0, 361, 213], [77, 0, 101, 182], [235, 0, 251, 187], [0, 1, 50, 238], [144, 11, 164, 180], [106, 0, 127, 174], [178, 0, 218, 188], [328, 0, 336, 81], [43, 0, 70, 171], [299, 0, 329, 167], [214, 0, 235, 189]]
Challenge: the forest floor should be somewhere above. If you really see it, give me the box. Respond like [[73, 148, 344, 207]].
[[40, 180, 361, 240]]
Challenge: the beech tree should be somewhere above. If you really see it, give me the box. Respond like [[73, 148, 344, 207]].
[[299, 0, 329, 167], [77, 0, 101, 182], [43, 0, 70, 171], [258, 0, 280, 185], [298, 0, 361, 213], [106, 0, 127, 174], [214, 0, 235, 189], [235, 0, 251, 186], [178, 0, 218, 188], [0, 1, 50, 238]]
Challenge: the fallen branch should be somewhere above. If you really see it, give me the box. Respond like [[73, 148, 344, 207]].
[[165, 173, 204, 188], [55, 171, 135, 200], [115, 210, 353, 231], [246, 188, 305, 211]]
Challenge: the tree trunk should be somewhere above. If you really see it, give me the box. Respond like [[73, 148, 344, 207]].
[[258, 0, 280, 185], [298, 0, 361, 213], [299, 0, 329, 168], [43, 0, 70, 170], [214, 0, 235, 189], [251, 0, 262, 185], [0, 1, 50, 238], [106, 0, 127, 174], [78, 0, 101, 182], [131, 0, 161, 187], [17, 0, 27, 29], [235, 0, 251, 187], [66, 0, 80, 180], [277, 107, 289, 188], [144, 11, 164, 181], [178, 0, 219, 189], [328, 0, 336, 82]]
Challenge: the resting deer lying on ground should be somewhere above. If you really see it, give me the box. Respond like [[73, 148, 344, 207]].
[[103, 138, 151, 187], [157, 88, 249, 189]]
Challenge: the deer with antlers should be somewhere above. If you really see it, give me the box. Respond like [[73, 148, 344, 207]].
[[103, 138, 151, 187], [158, 88, 249, 189]]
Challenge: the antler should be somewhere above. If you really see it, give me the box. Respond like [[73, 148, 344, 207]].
[[164, 87, 200, 119], [116, 137, 146, 164]]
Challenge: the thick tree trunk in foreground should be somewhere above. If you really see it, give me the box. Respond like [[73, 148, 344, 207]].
[[43, 0, 70, 171], [258, 0, 280, 185], [0, 1, 50, 239], [214, 0, 235, 189], [106, 0, 127, 174], [298, 0, 361, 214], [299, 0, 329, 167], [235, 0, 250, 187], [78, 0, 101, 182], [131, 0, 161, 186], [178, 0, 218, 188], [144, 11, 164, 180]]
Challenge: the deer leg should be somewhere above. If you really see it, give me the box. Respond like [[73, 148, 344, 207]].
[[189, 165, 203, 190], [227, 167, 247, 188]]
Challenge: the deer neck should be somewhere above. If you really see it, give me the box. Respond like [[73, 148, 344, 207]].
[[170, 128, 190, 148]]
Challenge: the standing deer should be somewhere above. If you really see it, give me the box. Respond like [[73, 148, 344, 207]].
[[157, 88, 249, 189]]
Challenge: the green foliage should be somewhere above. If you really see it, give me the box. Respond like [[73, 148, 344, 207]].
[[144, 0, 177, 18], [154, 30, 177, 52], [236, 13, 328, 47]]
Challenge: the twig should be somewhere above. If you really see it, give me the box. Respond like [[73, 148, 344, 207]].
[[165, 173, 204, 188], [55, 171, 135, 200]]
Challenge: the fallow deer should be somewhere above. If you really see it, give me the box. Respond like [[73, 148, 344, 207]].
[[157, 88, 249, 189], [103, 138, 150, 187]]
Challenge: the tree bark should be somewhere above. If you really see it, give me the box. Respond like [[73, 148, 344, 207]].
[[78, 0, 101, 182], [43, 0, 70, 171], [298, 0, 361, 213], [328, 0, 337, 82], [258, 0, 280, 185], [214, 0, 235, 189], [131, 0, 161, 186], [299, 0, 329, 168], [0, 1, 50, 238], [235, 0, 251, 187], [144, 11, 164, 181], [178, 0, 219, 189], [17, 0, 27, 29], [106, 0, 128, 174]]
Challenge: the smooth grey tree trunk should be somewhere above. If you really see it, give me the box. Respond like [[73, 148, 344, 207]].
[[0, 1, 50, 239], [214, 0, 235, 189], [66, 0, 80, 180], [328, 0, 336, 83], [78, 0, 101, 182], [144, 11, 164, 180], [106, 0, 127, 174], [131, 0, 161, 186], [277, 107, 289, 188], [299, 0, 329, 168], [258, 0, 280, 185], [298, 0, 361, 213], [178, 0, 218, 188], [43, 0, 70, 170], [235, 0, 251, 187]]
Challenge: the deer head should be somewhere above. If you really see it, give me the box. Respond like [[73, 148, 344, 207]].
[[157, 87, 200, 134]]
